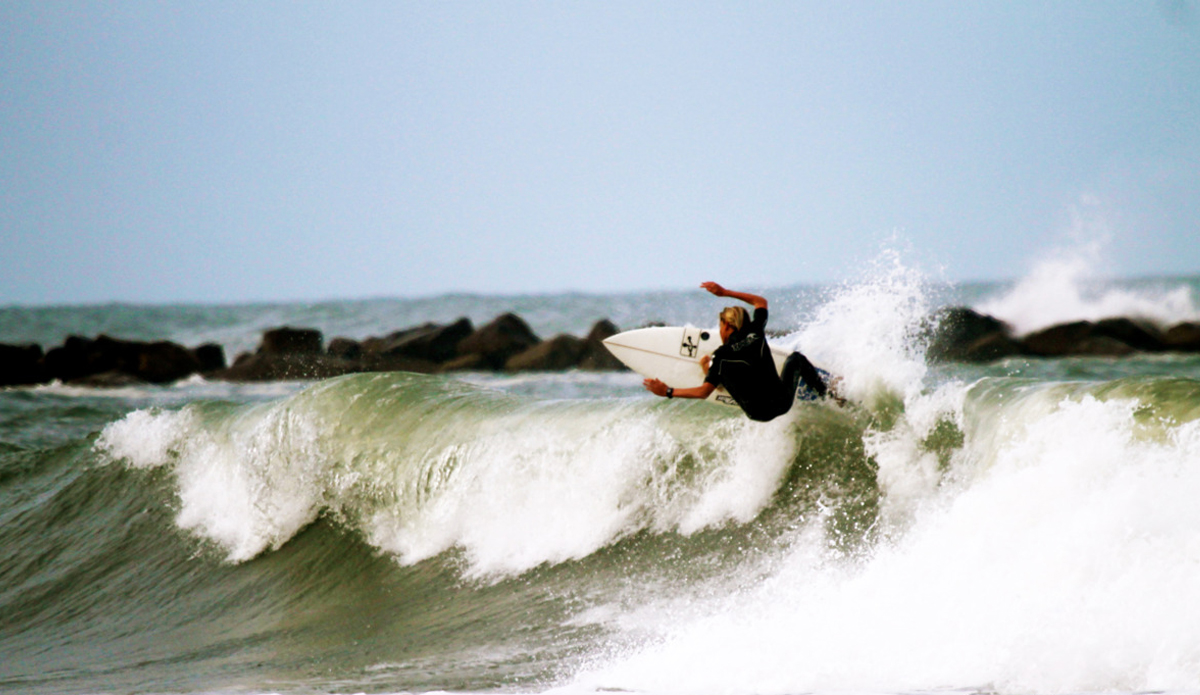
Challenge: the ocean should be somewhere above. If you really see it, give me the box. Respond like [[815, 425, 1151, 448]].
[[3, 258, 1200, 695]]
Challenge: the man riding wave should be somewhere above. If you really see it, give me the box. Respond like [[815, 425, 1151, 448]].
[[642, 281, 833, 421]]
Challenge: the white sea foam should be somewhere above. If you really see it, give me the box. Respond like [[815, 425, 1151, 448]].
[[562, 249, 1200, 694], [785, 249, 966, 530], [362, 400, 801, 577], [97, 400, 333, 562], [363, 402, 671, 574], [574, 391, 1200, 695], [977, 253, 1199, 335], [864, 379, 967, 529], [791, 248, 933, 408], [97, 407, 196, 469], [976, 205, 1199, 334], [97, 376, 803, 574]]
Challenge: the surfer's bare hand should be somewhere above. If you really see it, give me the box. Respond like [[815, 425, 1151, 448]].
[[643, 378, 669, 397], [701, 281, 726, 297]]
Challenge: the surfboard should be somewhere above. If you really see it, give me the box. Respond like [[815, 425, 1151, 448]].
[[602, 326, 829, 408]]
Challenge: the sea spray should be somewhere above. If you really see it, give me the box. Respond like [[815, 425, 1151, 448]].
[[786, 248, 966, 531], [976, 206, 1199, 334], [863, 379, 967, 533], [568, 255, 1200, 694], [792, 248, 933, 407], [574, 384, 1200, 695]]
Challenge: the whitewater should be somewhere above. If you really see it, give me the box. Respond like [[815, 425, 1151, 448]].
[[3, 258, 1200, 695]]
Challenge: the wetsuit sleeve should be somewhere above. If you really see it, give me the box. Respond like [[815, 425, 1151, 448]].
[[751, 307, 768, 332]]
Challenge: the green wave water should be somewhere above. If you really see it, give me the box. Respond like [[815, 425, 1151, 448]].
[[1, 371, 880, 693]]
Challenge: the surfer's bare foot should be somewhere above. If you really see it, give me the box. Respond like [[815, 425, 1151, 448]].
[[826, 376, 848, 406]]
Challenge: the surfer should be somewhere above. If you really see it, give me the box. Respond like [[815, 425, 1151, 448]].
[[642, 281, 832, 421]]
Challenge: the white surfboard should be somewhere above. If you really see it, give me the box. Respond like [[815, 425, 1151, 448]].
[[603, 326, 826, 408]]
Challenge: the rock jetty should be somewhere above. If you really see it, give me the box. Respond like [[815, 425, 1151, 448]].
[[0, 335, 225, 388], [926, 307, 1200, 363], [0, 315, 626, 387], [210, 315, 624, 382], [6, 308, 1199, 388]]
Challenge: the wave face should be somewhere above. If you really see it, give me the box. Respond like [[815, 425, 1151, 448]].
[[2, 371, 885, 694], [4, 272, 1200, 695], [95, 372, 840, 572]]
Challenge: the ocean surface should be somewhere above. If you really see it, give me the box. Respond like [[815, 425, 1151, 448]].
[[4, 259, 1200, 695]]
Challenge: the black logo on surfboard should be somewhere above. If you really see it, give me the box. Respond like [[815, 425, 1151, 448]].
[[680, 335, 699, 358]]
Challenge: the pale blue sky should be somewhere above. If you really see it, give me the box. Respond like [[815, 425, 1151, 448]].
[[2, 1, 1198, 305]]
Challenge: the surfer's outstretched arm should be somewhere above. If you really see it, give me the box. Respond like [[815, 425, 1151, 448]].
[[700, 282, 767, 310], [643, 378, 716, 400]]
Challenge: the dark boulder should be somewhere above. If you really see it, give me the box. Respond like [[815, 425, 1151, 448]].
[[585, 319, 620, 342], [456, 313, 541, 370], [43, 336, 105, 382], [1164, 322, 1200, 351], [1022, 321, 1098, 357], [360, 352, 441, 374], [0, 343, 47, 386], [135, 341, 203, 383], [39, 335, 206, 384], [211, 326, 356, 381], [960, 332, 1026, 363], [327, 337, 363, 361], [74, 335, 203, 384], [438, 353, 487, 372], [1092, 318, 1164, 352], [1073, 336, 1138, 357], [192, 343, 227, 372], [369, 318, 472, 363], [578, 319, 627, 370], [506, 334, 586, 371], [260, 327, 323, 355], [926, 307, 1015, 363], [1021, 321, 1143, 357], [213, 322, 448, 380]]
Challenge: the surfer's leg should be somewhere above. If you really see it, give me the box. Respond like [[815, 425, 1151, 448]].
[[781, 352, 827, 399]]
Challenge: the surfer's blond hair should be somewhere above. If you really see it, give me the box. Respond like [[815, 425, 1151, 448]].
[[719, 306, 748, 332]]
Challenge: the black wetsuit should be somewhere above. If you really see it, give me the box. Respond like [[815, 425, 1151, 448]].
[[703, 307, 827, 422]]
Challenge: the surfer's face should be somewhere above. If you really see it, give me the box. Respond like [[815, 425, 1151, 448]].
[[719, 320, 734, 344]]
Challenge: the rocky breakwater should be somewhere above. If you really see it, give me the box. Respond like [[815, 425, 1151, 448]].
[[0, 314, 626, 388], [927, 306, 1200, 363], [0, 336, 226, 388], [208, 314, 626, 382]]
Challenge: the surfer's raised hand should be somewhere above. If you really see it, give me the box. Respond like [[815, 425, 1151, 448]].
[[702, 282, 768, 310]]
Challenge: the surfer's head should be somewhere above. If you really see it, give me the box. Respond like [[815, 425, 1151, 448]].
[[719, 306, 747, 343]]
